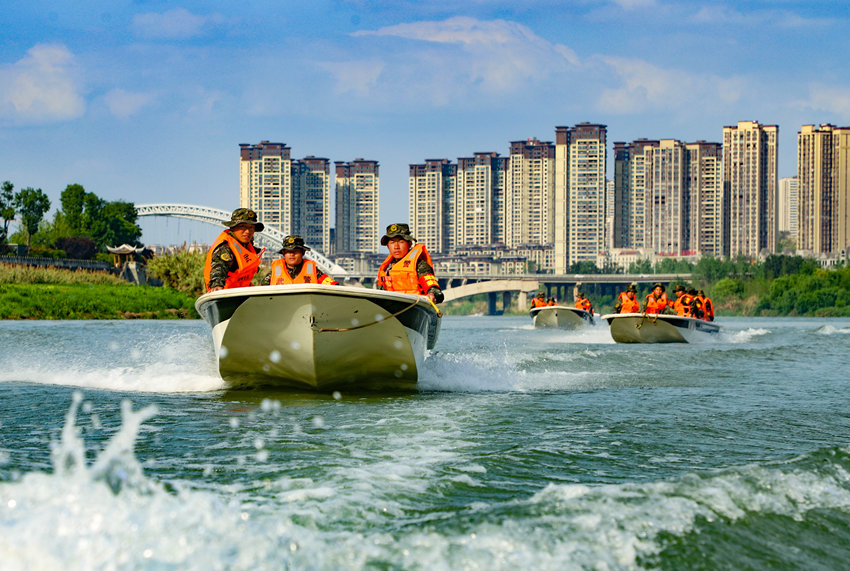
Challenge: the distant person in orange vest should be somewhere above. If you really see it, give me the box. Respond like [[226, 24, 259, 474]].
[[204, 208, 265, 292], [376, 224, 443, 303], [697, 290, 714, 321], [575, 291, 593, 314], [262, 235, 338, 286], [547, 296, 557, 306], [644, 282, 668, 314], [686, 287, 702, 318], [670, 284, 685, 313], [530, 292, 548, 309], [615, 284, 640, 314]]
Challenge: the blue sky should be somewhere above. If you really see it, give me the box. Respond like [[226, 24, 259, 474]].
[[2, 1, 849, 247]]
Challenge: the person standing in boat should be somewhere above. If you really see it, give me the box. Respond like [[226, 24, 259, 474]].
[[574, 291, 593, 314], [614, 284, 640, 314], [376, 223, 444, 304], [262, 235, 338, 286], [530, 292, 548, 309], [204, 208, 266, 292], [644, 282, 668, 314]]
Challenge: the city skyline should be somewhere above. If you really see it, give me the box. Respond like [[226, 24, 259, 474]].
[[2, 1, 850, 247]]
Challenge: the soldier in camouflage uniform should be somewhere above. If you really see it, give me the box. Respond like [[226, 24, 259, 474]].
[[376, 223, 443, 304], [204, 208, 265, 292], [262, 235, 338, 286]]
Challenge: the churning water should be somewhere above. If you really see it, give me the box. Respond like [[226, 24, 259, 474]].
[[2, 316, 850, 569]]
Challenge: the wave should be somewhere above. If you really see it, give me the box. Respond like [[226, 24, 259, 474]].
[[3, 395, 850, 569]]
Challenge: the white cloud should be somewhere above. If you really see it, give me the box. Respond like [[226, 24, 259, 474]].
[[692, 5, 830, 28], [800, 85, 850, 118], [597, 56, 744, 114], [318, 60, 384, 97], [103, 88, 156, 118], [0, 43, 85, 123], [346, 17, 579, 99], [611, 0, 657, 9], [132, 8, 224, 40]]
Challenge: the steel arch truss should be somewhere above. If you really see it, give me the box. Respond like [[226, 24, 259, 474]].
[[135, 203, 347, 276]]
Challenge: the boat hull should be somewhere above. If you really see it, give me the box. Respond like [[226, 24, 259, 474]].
[[195, 285, 441, 391], [602, 312, 720, 343], [530, 305, 593, 329]]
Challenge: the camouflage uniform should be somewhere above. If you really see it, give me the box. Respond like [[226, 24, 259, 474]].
[[207, 238, 249, 290], [376, 223, 444, 303]]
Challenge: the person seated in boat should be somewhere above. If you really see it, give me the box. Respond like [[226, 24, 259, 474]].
[[672, 284, 696, 317], [687, 287, 702, 319], [644, 282, 668, 314], [574, 292, 592, 313], [614, 284, 640, 314], [697, 290, 714, 321], [376, 223, 444, 304], [262, 235, 338, 286], [204, 208, 266, 292], [530, 292, 548, 309], [547, 297, 557, 306], [670, 284, 685, 312], [672, 287, 695, 317]]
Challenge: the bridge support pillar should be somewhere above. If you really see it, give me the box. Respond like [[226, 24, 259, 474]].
[[517, 291, 527, 311], [488, 292, 498, 315], [502, 291, 511, 314]]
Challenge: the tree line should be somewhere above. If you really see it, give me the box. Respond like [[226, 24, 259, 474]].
[[0, 181, 142, 260]]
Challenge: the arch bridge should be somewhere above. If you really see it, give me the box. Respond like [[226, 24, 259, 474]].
[[135, 203, 348, 276]]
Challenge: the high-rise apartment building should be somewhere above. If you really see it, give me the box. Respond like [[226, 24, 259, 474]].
[[553, 124, 607, 271], [239, 141, 330, 253], [335, 159, 380, 254], [722, 121, 778, 258], [240, 141, 294, 233], [778, 177, 798, 236], [613, 138, 721, 257], [296, 156, 330, 253], [409, 159, 456, 253], [686, 141, 723, 256], [645, 140, 687, 256], [506, 138, 555, 251], [455, 152, 508, 247], [797, 124, 850, 256]]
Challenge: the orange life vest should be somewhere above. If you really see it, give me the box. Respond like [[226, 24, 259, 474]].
[[376, 244, 437, 295], [575, 298, 592, 311], [675, 294, 693, 317], [644, 292, 668, 314], [531, 297, 548, 309], [701, 296, 714, 321], [204, 230, 262, 290], [269, 259, 319, 285], [618, 292, 640, 313]]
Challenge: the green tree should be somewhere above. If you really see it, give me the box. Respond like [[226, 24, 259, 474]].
[[0, 181, 15, 247], [60, 184, 87, 234], [14, 187, 51, 247]]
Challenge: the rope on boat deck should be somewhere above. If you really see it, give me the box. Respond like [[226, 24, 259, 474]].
[[635, 311, 658, 329], [313, 298, 424, 333]]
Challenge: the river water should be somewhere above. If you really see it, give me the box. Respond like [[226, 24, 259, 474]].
[[1, 316, 850, 570]]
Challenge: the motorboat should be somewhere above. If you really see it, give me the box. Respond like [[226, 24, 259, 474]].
[[601, 312, 720, 343], [529, 305, 594, 329], [195, 284, 442, 391]]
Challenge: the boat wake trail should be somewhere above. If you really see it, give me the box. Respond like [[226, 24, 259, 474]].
[[0, 327, 224, 393]]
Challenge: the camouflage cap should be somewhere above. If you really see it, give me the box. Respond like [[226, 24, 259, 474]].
[[278, 235, 310, 253], [223, 208, 264, 231], [652, 282, 666, 292], [673, 284, 685, 292], [380, 223, 415, 246], [626, 284, 637, 292]]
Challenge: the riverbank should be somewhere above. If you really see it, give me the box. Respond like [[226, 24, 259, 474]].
[[0, 263, 197, 319]]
